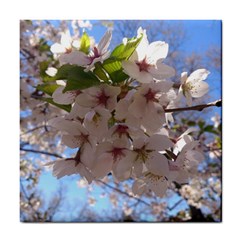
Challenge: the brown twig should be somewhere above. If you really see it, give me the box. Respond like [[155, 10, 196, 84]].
[[20, 125, 50, 135], [20, 148, 63, 158], [97, 180, 151, 207], [165, 99, 222, 113]]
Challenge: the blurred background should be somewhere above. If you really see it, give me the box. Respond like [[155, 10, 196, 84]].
[[20, 20, 222, 222]]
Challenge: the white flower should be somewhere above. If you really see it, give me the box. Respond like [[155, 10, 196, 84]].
[[76, 84, 120, 111], [78, 20, 92, 30], [122, 28, 175, 83], [180, 69, 210, 106], [175, 127, 197, 152], [46, 157, 93, 183], [132, 173, 168, 197], [211, 113, 220, 128], [67, 103, 91, 120], [169, 141, 204, 184], [114, 89, 142, 129], [50, 30, 72, 54], [132, 135, 173, 177], [48, 117, 95, 151], [92, 139, 135, 181], [52, 86, 81, 105], [45, 67, 57, 77], [59, 30, 112, 69], [83, 107, 111, 142], [128, 81, 173, 132], [107, 123, 145, 142]]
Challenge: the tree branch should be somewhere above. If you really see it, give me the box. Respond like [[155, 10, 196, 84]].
[[20, 125, 50, 136], [165, 99, 222, 113], [97, 180, 151, 207], [167, 199, 184, 211], [20, 148, 63, 158]]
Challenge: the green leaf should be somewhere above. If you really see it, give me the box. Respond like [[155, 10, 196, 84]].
[[63, 66, 100, 92], [102, 59, 129, 83], [204, 125, 219, 134], [40, 61, 51, 81], [198, 120, 205, 129], [101, 36, 142, 83], [38, 39, 50, 52], [110, 35, 143, 60], [42, 97, 71, 112], [41, 64, 80, 82], [80, 32, 90, 54], [93, 62, 109, 82], [37, 83, 59, 96], [187, 121, 196, 126]]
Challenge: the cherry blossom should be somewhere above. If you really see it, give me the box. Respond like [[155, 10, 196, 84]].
[[20, 21, 219, 202], [75, 84, 121, 111], [122, 28, 175, 83], [132, 134, 173, 177], [46, 157, 93, 183], [52, 86, 81, 105], [58, 30, 112, 69], [132, 173, 168, 197], [128, 81, 173, 132], [92, 139, 135, 181], [50, 30, 72, 54], [179, 69, 210, 106], [83, 107, 111, 142]]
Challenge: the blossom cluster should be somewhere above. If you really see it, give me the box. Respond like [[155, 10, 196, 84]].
[[45, 27, 209, 197]]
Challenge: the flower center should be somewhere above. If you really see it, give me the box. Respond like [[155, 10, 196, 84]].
[[134, 146, 149, 162], [136, 57, 150, 72], [143, 88, 158, 103], [136, 57, 151, 72], [92, 112, 101, 124], [96, 91, 110, 107], [145, 172, 166, 182], [183, 82, 194, 91], [80, 133, 90, 145], [88, 47, 101, 64], [65, 48, 72, 54], [113, 125, 129, 138], [109, 147, 126, 161]]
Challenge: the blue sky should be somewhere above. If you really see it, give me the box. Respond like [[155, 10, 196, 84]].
[[24, 20, 222, 221]]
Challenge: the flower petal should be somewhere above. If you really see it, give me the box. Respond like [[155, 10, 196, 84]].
[[62, 134, 82, 148], [52, 86, 75, 105], [137, 71, 154, 83], [122, 61, 140, 79], [112, 150, 134, 181], [154, 62, 176, 79], [186, 150, 205, 162], [147, 134, 174, 151], [97, 30, 112, 54], [50, 43, 66, 54], [147, 41, 168, 63], [76, 92, 96, 108], [132, 179, 147, 196], [92, 153, 113, 178], [146, 152, 170, 177], [59, 51, 90, 66], [60, 31, 72, 49], [185, 91, 193, 106], [147, 176, 168, 197], [187, 69, 210, 82], [128, 94, 146, 118], [190, 81, 209, 98], [132, 161, 144, 177], [181, 72, 188, 84]]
